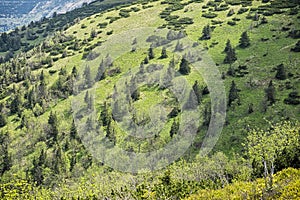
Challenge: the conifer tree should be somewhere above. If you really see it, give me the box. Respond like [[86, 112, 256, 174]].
[[70, 119, 77, 140], [228, 80, 240, 107], [170, 120, 179, 138], [148, 47, 155, 59], [201, 24, 211, 40], [275, 64, 287, 80], [0, 113, 7, 128], [224, 40, 237, 64], [239, 31, 250, 48], [95, 59, 106, 82], [47, 111, 59, 146], [160, 47, 168, 59], [0, 132, 11, 175], [265, 80, 276, 105], [178, 57, 191, 75]]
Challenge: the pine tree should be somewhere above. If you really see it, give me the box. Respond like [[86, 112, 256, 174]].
[[0, 113, 7, 128], [160, 47, 168, 59], [224, 40, 237, 64], [265, 80, 275, 105], [143, 56, 149, 64], [275, 64, 287, 80], [148, 47, 155, 59], [100, 102, 110, 126], [70, 119, 77, 140], [170, 120, 179, 138], [239, 31, 250, 48], [47, 111, 59, 146], [178, 57, 191, 75], [95, 59, 106, 82], [228, 80, 240, 107], [10, 93, 22, 115], [71, 66, 78, 78], [106, 120, 116, 145], [201, 24, 211, 40], [0, 132, 11, 176]]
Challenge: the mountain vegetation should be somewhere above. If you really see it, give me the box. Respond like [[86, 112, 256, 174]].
[[0, 0, 299, 199]]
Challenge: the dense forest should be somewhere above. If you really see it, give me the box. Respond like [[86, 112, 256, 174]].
[[0, 0, 299, 199]]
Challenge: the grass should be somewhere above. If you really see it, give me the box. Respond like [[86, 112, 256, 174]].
[[0, 0, 299, 183]]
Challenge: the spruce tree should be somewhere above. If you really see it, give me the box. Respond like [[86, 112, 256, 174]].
[[106, 120, 116, 145], [47, 111, 59, 146], [224, 40, 237, 64], [178, 57, 191, 75], [0, 113, 7, 128], [100, 102, 110, 126], [265, 80, 275, 105], [275, 64, 287, 80], [160, 47, 168, 59], [70, 119, 77, 140], [0, 132, 11, 176], [201, 24, 211, 40], [239, 31, 250, 48], [148, 47, 155, 59], [228, 80, 240, 107], [170, 120, 179, 138], [95, 59, 106, 82]]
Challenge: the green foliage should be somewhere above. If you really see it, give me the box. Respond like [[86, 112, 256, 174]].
[[239, 31, 250, 48], [178, 57, 191, 75], [228, 80, 240, 107]]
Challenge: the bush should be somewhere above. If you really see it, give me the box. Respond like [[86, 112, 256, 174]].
[[202, 12, 218, 18]]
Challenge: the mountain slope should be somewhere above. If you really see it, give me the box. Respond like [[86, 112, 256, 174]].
[[0, 0, 299, 199]]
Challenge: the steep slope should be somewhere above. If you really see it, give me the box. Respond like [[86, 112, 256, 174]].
[[0, 0, 299, 199]]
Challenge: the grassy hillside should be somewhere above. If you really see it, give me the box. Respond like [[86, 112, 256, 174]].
[[0, 0, 299, 199]]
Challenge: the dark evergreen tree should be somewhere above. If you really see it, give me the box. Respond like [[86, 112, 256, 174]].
[[227, 9, 235, 17], [143, 56, 149, 64], [10, 94, 22, 115], [201, 24, 211, 40], [100, 102, 110, 126], [248, 103, 254, 114], [224, 40, 237, 64], [0, 132, 11, 175], [178, 57, 191, 75], [95, 59, 106, 82], [70, 119, 77, 140], [30, 157, 44, 186], [148, 47, 155, 59], [275, 64, 287, 80], [224, 39, 231, 53], [239, 31, 250, 48], [0, 113, 7, 128], [71, 66, 78, 78], [265, 80, 275, 105], [228, 80, 240, 107], [192, 80, 202, 105], [47, 111, 59, 146], [160, 47, 168, 59], [170, 120, 179, 138], [106, 120, 116, 145]]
